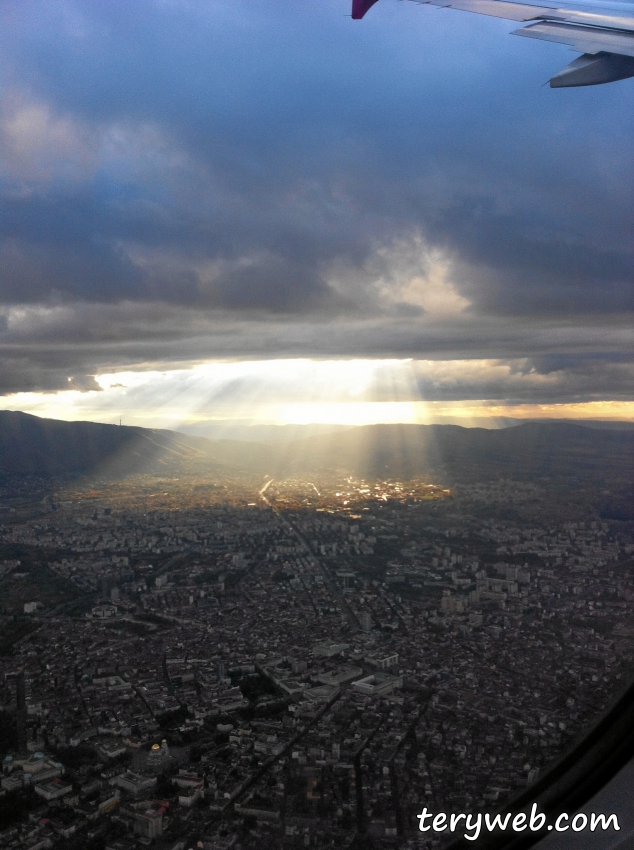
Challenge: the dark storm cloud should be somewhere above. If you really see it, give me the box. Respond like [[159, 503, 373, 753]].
[[409, 359, 634, 404], [1, 302, 631, 404], [0, 0, 632, 396], [0, 355, 101, 395], [209, 255, 332, 312]]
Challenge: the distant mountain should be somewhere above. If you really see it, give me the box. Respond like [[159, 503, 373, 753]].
[[178, 420, 355, 443], [0, 411, 632, 488], [178, 416, 634, 442], [0, 410, 219, 477], [262, 421, 634, 484]]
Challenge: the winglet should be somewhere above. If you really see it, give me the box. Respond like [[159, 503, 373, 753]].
[[352, 0, 381, 19]]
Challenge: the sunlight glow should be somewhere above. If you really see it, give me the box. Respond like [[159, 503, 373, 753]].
[[278, 401, 423, 426], [0, 359, 631, 431], [277, 400, 634, 426]]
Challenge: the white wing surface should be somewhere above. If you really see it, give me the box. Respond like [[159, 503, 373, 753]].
[[352, 0, 634, 86]]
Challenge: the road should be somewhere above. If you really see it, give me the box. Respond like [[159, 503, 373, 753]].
[[259, 479, 361, 629]]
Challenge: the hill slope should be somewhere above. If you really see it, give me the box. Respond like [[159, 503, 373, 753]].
[[274, 421, 634, 482], [0, 411, 632, 487], [0, 410, 218, 477]]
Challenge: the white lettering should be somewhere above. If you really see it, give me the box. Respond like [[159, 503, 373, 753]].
[[590, 813, 620, 832], [529, 803, 547, 831], [417, 808, 433, 832], [572, 814, 588, 832], [555, 814, 569, 832], [433, 813, 447, 831], [485, 812, 512, 831], [450, 813, 467, 832], [464, 813, 482, 842]]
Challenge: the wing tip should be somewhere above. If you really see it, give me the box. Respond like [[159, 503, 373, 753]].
[[352, 0, 381, 19]]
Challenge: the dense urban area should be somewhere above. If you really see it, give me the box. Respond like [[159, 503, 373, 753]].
[[1, 470, 633, 850]]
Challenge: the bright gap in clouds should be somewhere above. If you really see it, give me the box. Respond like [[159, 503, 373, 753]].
[[0, 359, 632, 432], [0, 359, 418, 429], [280, 400, 634, 426]]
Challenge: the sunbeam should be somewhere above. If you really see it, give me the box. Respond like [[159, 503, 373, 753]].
[[0, 359, 632, 435]]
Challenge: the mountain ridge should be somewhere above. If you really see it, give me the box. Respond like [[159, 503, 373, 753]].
[[0, 410, 632, 485]]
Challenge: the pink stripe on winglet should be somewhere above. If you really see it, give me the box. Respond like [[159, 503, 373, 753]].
[[352, 0, 380, 19]]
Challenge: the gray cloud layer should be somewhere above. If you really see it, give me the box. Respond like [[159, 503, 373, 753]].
[[0, 0, 632, 404]]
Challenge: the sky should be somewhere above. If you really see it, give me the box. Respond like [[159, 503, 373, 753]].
[[0, 0, 632, 431]]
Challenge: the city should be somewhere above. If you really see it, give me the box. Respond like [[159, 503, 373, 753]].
[[1, 470, 632, 849]]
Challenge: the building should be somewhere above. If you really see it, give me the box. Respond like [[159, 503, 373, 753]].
[[174, 771, 204, 806], [134, 808, 164, 838], [365, 653, 399, 670], [145, 739, 172, 771], [111, 771, 157, 797], [312, 642, 350, 658], [316, 666, 363, 686], [16, 670, 27, 752], [34, 779, 73, 801], [351, 672, 403, 697], [91, 604, 117, 619]]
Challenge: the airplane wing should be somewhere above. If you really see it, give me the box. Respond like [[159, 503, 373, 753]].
[[351, 0, 634, 86]]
